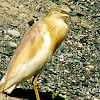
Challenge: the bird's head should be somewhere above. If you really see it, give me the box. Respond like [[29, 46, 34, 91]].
[[44, 5, 83, 20]]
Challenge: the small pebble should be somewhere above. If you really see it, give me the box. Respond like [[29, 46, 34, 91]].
[[59, 54, 64, 61], [7, 29, 20, 37], [0, 55, 1, 62], [58, 45, 64, 52], [96, 13, 100, 17], [88, 65, 94, 69], [91, 2, 95, 6], [77, 23, 91, 29], [64, 69, 70, 74], [93, 97, 99, 100], [8, 41, 17, 47], [86, 65, 94, 71], [28, 19, 34, 26], [67, 40, 72, 45], [87, 47, 91, 54], [4, 35, 12, 40], [77, 43, 83, 48]]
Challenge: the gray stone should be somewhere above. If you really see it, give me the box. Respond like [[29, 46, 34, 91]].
[[7, 29, 20, 37]]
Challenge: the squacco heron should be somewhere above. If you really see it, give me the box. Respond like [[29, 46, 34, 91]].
[[0, 6, 83, 100]]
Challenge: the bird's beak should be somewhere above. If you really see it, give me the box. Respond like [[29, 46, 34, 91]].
[[67, 11, 84, 16]]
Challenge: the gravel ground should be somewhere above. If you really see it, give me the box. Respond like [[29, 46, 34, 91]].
[[0, 0, 100, 100]]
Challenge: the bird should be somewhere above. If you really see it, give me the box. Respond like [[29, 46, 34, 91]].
[[0, 5, 83, 100]]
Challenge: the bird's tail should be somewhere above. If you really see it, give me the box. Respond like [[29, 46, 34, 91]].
[[0, 76, 16, 94]]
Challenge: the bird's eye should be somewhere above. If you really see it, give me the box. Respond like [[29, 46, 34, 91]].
[[61, 11, 67, 14]]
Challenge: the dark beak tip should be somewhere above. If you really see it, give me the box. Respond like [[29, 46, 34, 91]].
[[77, 13, 84, 16], [68, 11, 84, 16]]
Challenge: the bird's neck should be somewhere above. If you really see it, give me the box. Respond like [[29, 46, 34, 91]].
[[43, 16, 68, 54], [44, 16, 68, 35], [44, 16, 67, 34]]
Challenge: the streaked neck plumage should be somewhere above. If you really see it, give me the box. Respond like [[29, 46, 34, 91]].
[[43, 12, 69, 54]]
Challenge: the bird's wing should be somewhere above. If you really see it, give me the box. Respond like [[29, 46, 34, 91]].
[[0, 20, 48, 92]]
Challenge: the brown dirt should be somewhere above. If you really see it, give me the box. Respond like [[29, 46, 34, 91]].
[[0, 0, 99, 100]]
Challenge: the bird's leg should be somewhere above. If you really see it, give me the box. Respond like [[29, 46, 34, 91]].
[[33, 74, 40, 100]]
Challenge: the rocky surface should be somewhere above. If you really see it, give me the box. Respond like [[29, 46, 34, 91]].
[[0, 0, 100, 100]]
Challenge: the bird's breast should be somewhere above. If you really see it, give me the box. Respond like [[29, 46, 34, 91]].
[[47, 19, 68, 53]]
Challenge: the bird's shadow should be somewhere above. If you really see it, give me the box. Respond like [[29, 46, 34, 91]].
[[6, 88, 64, 100]]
